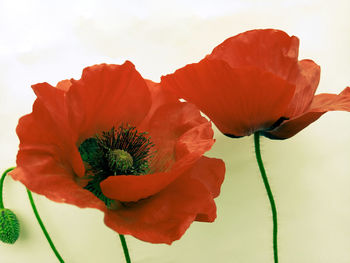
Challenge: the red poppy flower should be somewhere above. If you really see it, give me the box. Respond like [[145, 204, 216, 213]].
[[161, 29, 350, 139], [10, 61, 225, 244]]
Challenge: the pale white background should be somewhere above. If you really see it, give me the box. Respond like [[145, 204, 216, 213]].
[[1, 0, 350, 262]]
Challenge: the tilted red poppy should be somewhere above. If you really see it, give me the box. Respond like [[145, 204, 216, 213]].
[[10, 61, 225, 244], [161, 29, 350, 139]]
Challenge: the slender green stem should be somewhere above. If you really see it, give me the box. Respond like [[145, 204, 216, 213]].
[[254, 132, 278, 263], [119, 234, 131, 263], [0, 167, 15, 209], [27, 189, 64, 263]]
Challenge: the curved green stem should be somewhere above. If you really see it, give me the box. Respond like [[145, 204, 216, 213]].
[[119, 234, 131, 263], [254, 132, 278, 263], [27, 189, 64, 263], [0, 167, 15, 209]]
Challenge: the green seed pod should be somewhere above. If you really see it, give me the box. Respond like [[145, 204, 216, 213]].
[[0, 208, 20, 244], [108, 149, 133, 172]]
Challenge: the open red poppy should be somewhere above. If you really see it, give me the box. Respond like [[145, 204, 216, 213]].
[[161, 29, 350, 139], [10, 61, 225, 244]]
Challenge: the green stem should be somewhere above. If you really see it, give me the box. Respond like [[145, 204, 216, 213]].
[[119, 234, 131, 263], [0, 167, 15, 209], [254, 132, 278, 263], [27, 189, 64, 263]]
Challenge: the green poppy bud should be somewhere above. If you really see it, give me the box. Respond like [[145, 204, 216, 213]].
[[0, 208, 20, 244]]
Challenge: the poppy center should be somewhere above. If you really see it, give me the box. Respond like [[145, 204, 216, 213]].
[[108, 149, 133, 172], [78, 124, 154, 207]]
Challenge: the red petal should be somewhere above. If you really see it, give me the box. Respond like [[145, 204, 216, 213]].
[[100, 171, 178, 202], [264, 87, 350, 139], [309, 87, 350, 111], [188, 156, 225, 199], [140, 80, 210, 172], [12, 103, 105, 210], [66, 61, 152, 142], [12, 98, 103, 209], [285, 59, 321, 116], [208, 29, 299, 80], [11, 165, 106, 211], [191, 156, 225, 222], [174, 122, 214, 170], [141, 80, 178, 124], [56, 79, 72, 91], [143, 102, 210, 172], [103, 157, 222, 244], [31, 82, 71, 139], [16, 96, 85, 177], [162, 59, 295, 137]]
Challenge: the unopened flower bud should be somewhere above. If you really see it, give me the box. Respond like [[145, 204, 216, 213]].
[[0, 208, 20, 244]]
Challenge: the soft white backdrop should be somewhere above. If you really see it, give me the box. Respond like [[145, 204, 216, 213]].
[[1, 0, 350, 262]]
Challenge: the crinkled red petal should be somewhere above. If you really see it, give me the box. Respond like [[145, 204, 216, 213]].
[[15, 95, 85, 176], [187, 156, 225, 199], [140, 80, 179, 124], [285, 59, 321, 117], [12, 103, 105, 210], [103, 156, 223, 244], [162, 59, 295, 137], [11, 165, 106, 211], [143, 101, 210, 172], [66, 61, 152, 143], [208, 29, 299, 80], [264, 87, 350, 139], [193, 156, 225, 222], [56, 79, 72, 91]]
